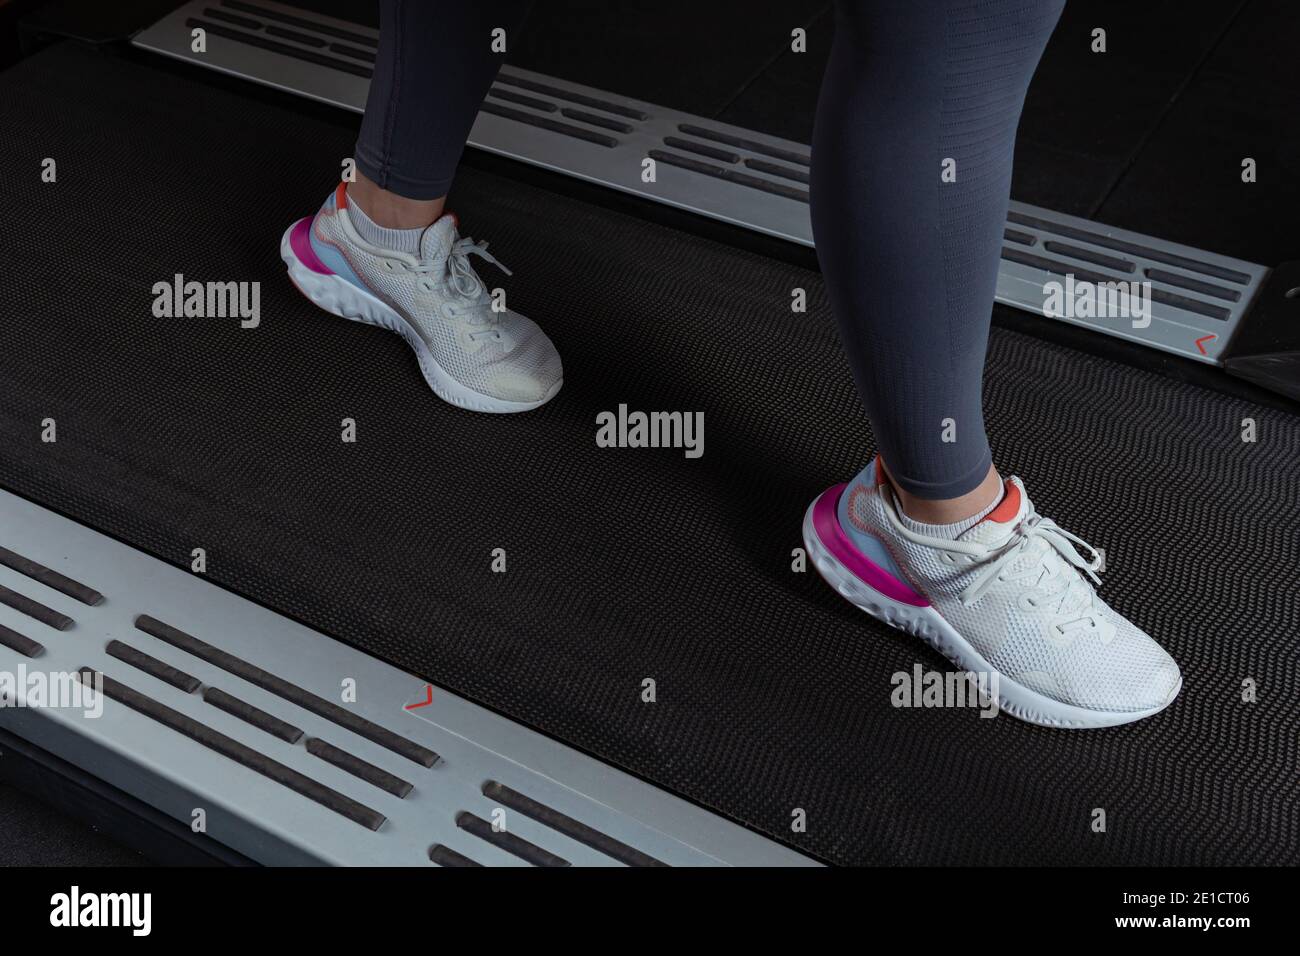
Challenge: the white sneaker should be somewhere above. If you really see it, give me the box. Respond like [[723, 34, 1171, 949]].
[[281, 183, 562, 413], [803, 457, 1182, 727]]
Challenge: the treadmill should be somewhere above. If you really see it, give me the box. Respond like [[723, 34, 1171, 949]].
[[0, 0, 1296, 868]]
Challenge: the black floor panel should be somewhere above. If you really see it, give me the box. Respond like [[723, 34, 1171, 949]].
[[1, 44, 1298, 865]]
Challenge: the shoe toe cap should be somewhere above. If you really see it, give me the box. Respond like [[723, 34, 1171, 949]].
[[484, 323, 563, 403]]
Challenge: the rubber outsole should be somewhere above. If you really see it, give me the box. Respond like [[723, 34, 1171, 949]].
[[280, 219, 561, 414], [801, 490, 1181, 729]]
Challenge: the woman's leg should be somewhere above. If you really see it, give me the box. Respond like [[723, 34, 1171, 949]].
[[281, 0, 562, 413], [811, 0, 1064, 520], [804, 0, 1182, 727], [351, 0, 536, 227]]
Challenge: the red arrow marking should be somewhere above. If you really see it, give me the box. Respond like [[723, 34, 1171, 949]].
[[1195, 334, 1216, 355], [404, 684, 433, 710]]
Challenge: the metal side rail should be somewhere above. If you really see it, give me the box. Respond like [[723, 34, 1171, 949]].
[[0, 489, 815, 867], [133, 0, 1270, 365]]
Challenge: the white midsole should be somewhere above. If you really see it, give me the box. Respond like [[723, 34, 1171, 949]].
[[801, 500, 1179, 728], [280, 221, 561, 414]]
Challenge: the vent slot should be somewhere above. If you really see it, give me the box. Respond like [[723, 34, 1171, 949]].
[[265, 24, 327, 48], [1041, 240, 1136, 274], [479, 101, 619, 148], [0, 584, 73, 630], [107, 640, 201, 693], [428, 844, 482, 867], [329, 42, 375, 63], [0, 546, 103, 606], [455, 811, 570, 867], [1000, 247, 1232, 320], [676, 123, 810, 167], [482, 781, 667, 867], [494, 72, 647, 120], [201, 6, 260, 29], [742, 157, 809, 184], [203, 686, 304, 743], [221, 0, 377, 46], [186, 18, 373, 78], [558, 107, 633, 134], [0, 623, 44, 658], [662, 135, 740, 164], [648, 149, 808, 202], [79, 670, 387, 830], [486, 87, 557, 112], [134, 614, 439, 767], [1006, 211, 1251, 284], [1146, 267, 1242, 302], [305, 737, 413, 798]]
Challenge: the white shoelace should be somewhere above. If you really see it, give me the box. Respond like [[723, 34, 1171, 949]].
[[403, 235, 512, 338], [404, 236, 511, 298], [961, 504, 1103, 625], [444, 236, 512, 299]]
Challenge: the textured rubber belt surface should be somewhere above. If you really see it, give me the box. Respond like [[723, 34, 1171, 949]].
[[1, 44, 1297, 865]]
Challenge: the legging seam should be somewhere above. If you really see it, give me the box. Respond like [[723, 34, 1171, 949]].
[[377, 0, 404, 187]]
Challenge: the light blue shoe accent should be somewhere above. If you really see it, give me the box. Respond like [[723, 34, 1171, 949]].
[[307, 215, 375, 296], [836, 459, 909, 581]]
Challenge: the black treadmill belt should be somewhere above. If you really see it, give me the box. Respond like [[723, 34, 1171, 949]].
[[2, 43, 1297, 865]]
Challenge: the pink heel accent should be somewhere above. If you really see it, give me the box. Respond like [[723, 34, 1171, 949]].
[[289, 217, 334, 275], [812, 484, 930, 607]]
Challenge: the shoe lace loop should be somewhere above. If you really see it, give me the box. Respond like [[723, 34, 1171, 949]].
[[961, 504, 1103, 611], [442, 236, 511, 299]]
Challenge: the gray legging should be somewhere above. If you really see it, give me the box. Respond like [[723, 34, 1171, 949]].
[[354, 0, 1066, 500]]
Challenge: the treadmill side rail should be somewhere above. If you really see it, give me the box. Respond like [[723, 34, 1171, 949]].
[[0, 489, 817, 867]]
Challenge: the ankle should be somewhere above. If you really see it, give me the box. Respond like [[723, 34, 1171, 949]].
[[885, 461, 1003, 525], [347, 172, 446, 229]]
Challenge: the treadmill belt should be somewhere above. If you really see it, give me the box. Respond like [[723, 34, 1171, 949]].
[[2, 43, 1297, 865]]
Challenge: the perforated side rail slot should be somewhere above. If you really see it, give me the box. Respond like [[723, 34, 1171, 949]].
[[107, 640, 202, 693], [1006, 210, 1252, 283], [648, 149, 809, 202], [0, 622, 44, 658], [1000, 247, 1233, 321], [306, 737, 414, 798], [222, 0, 377, 46], [493, 72, 648, 120], [134, 614, 439, 767], [482, 781, 668, 867], [186, 17, 374, 77], [0, 583, 74, 631], [479, 101, 620, 148], [0, 546, 103, 606], [456, 811, 570, 867], [429, 845, 482, 867], [203, 686, 305, 743], [77, 670, 387, 830]]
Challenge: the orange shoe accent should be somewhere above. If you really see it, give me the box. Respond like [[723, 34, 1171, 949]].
[[982, 479, 1019, 524], [335, 181, 349, 210], [873, 453, 887, 487]]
